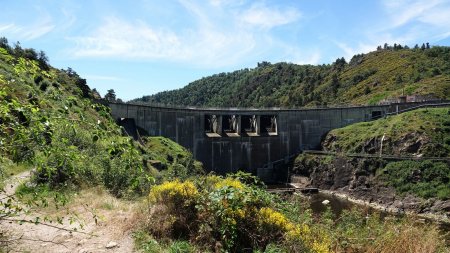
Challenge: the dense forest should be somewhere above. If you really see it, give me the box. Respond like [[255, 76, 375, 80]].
[[133, 44, 450, 107]]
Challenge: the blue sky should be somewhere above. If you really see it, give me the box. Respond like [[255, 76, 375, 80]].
[[1, 0, 450, 101]]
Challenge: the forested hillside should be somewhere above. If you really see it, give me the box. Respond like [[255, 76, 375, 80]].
[[134, 45, 450, 107]]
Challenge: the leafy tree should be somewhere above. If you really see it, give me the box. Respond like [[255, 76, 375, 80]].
[[13, 41, 24, 57], [331, 73, 340, 94], [104, 89, 117, 102], [23, 48, 38, 61], [0, 37, 11, 53], [38, 50, 49, 70]]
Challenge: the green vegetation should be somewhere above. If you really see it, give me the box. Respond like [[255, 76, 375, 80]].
[[0, 39, 202, 197], [135, 175, 448, 252], [378, 160, 450, 199], [323, 108, 450, 157], [1, 38, 448, 252], [140, 136, 204, 183], [142, 174, 331, 252], [298, 108, 450, 200], [133, 45, 450, 108]]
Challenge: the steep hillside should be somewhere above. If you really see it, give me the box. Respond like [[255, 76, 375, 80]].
[[294, 108, 450, 214], [322, 108, 450, 157], [0, 39, 202, 197], [134, 46, 450, 107]]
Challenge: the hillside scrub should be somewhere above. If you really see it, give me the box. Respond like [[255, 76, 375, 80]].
[[134, 45, 450, 108], [377, 160, 450, 200], [322, 108, 450, 157], [140, 136, 204, 183], [0, 41, 203, 197], [294, 107, 450, 211], [137, 174, 448, 252], [143, 174, 331, 252]]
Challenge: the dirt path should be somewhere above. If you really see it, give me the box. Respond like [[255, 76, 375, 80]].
[[1, 171, 138, 253]]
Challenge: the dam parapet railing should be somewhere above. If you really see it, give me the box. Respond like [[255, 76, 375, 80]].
[[106, 99, 449, 113]]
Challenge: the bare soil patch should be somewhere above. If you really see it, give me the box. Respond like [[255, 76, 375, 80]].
[[1, 172, 140, 253]]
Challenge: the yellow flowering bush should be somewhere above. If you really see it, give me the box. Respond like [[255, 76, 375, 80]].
[[214, 177, 244, 189], [286, 223, 331, 253], [145, 175, 330, 252], [149, 179, 198, 204], [147, 180, 200, 239], [258, 207, 293, 232]]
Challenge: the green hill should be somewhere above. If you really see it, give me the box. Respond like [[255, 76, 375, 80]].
[[294, 108, 450, 202], [322, 108, 450, 157], [134, 46, 450, 107], [0, 39, 202, 197]]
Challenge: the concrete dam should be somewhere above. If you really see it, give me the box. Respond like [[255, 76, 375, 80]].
[[108, 102, 441, 181]]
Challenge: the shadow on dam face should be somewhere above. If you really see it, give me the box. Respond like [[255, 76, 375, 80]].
[[107, 101, 445, 181]]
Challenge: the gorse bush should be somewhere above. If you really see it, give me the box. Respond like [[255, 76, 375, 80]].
[[147, 175, 331, 252], [145, 176, 448, 252]]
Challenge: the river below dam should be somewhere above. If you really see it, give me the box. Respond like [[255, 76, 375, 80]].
[[267, 184, 450, 235]]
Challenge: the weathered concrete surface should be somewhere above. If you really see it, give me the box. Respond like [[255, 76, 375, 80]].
[[108, 102, 440, 180]]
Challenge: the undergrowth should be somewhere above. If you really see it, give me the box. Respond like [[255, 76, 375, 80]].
[[378, 160, 450, 200], [135, 174, 448, 252]]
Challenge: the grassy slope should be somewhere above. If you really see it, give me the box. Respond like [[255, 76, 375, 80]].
[[134, 47, 450, 107], [140, 136, 204, 182], [322, 108, 450, 157], [0, 46, 202, 197], [302, 108, 450, 200]]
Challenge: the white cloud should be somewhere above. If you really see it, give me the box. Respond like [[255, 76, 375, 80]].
[[335, 42, 378, 60], [69, 16, 256, 67], [293, 52, 321, 65], [71, 17, 186, 59], [209, 0, 245, 7], [240, 3, 301, 29], [68, 1, 304, 68], [0, 24, 15, 32], [337, 0, 450, 60], [379, 0, 450, 43], [0, 17, 55, 40]]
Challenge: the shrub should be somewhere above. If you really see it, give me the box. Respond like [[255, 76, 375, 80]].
[[149, 180, 198, 205], [148, 180, 199, 239], [378, 160, 450, 199], [145, 175, 329, 252]]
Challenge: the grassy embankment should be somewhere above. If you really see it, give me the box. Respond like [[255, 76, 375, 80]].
[[297, 108, 450, 200]]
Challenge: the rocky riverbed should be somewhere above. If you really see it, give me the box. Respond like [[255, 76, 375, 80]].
[[291, 155, 450, 222]]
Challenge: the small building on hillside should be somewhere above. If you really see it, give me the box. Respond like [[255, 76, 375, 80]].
[[378, 94, 438, 105]]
